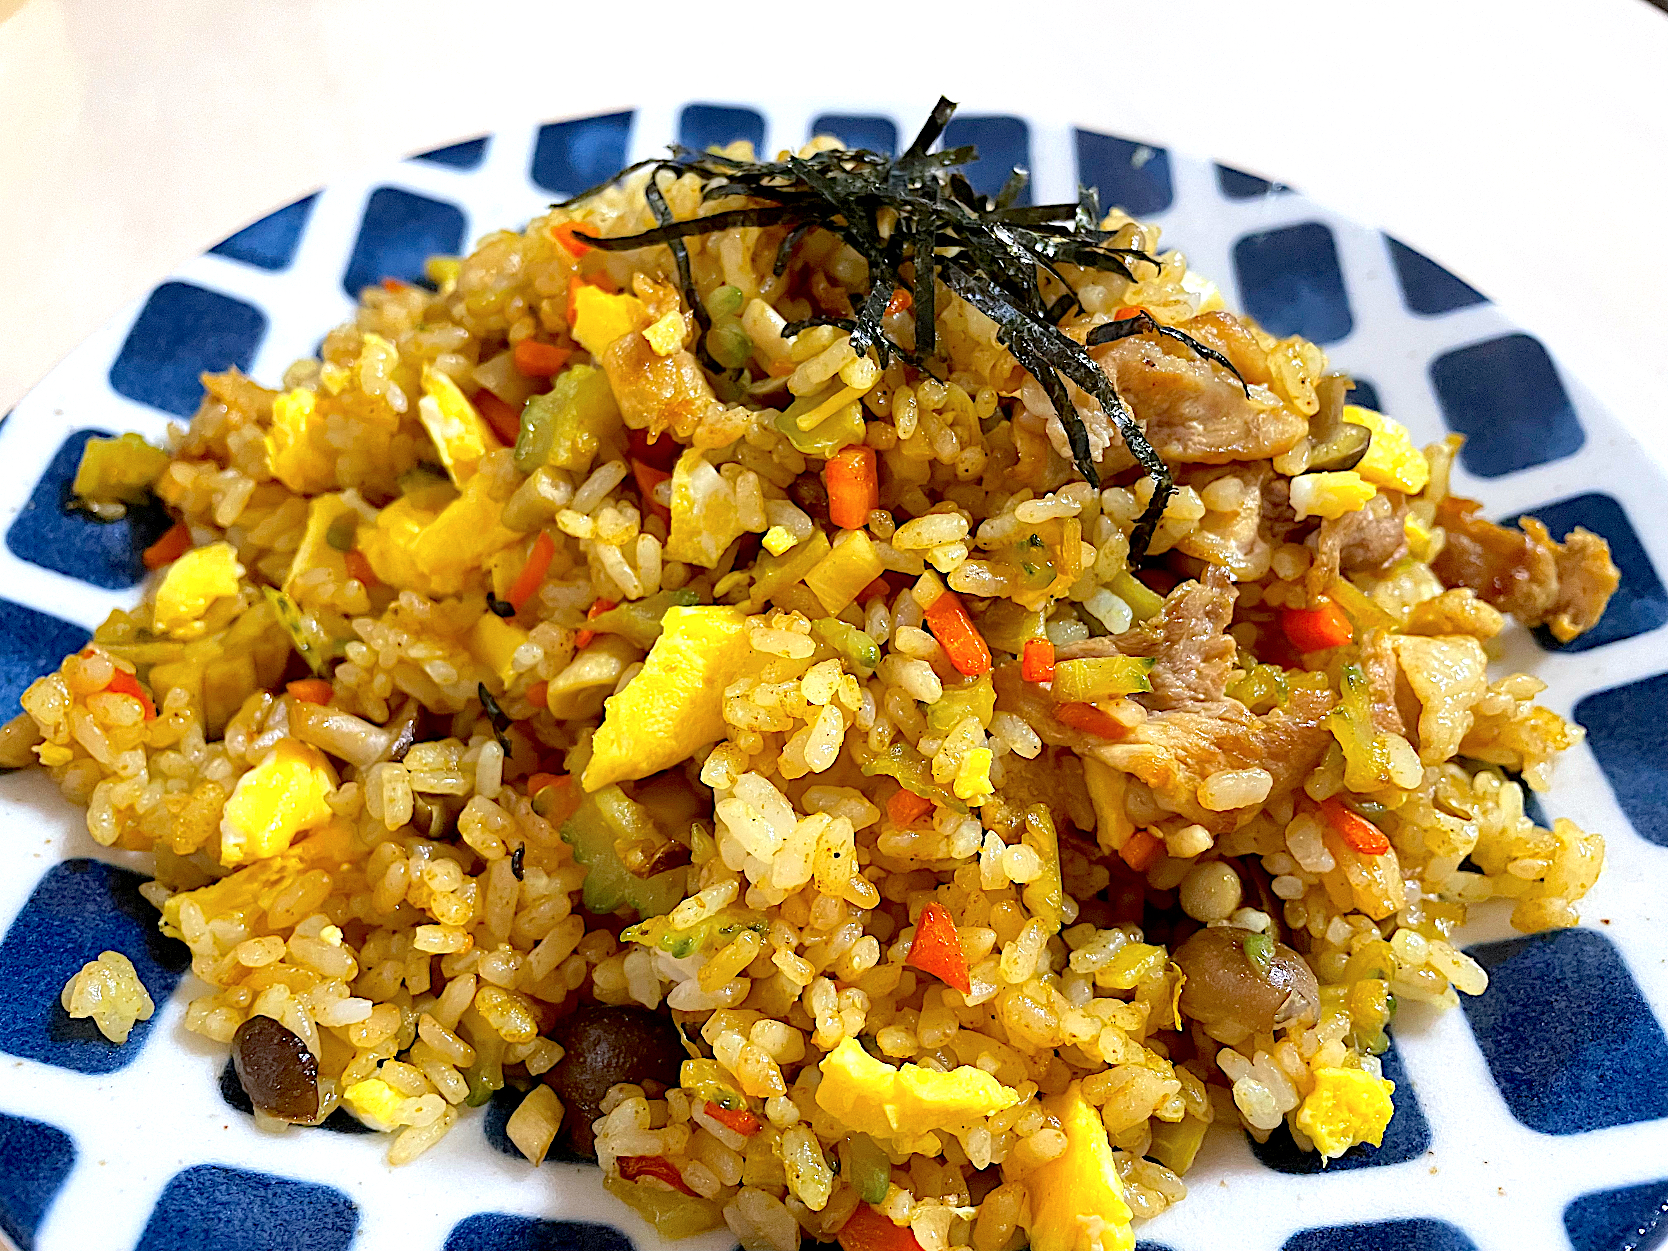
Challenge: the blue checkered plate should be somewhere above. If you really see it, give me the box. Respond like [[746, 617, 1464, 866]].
[[0, 100, 1664, 1251]]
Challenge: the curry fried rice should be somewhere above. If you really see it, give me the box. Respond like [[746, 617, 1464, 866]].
[[10, 101, 1619, 1251]]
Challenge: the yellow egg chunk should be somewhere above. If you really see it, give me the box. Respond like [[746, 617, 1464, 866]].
[[418, 364, 501, 486], [1345, 404, 1430, 495], [283, 493, 356, 601], [1026, 1082, 1134, 1251], [219, 739, 336, 866], [1295, 1065, 1396, 1161], [267, 387, 338, 494], [953, 747, 995, 804], [815, 1037, 1018, 1154], [154, 541, 245, 638], [571, 285, 647, 358], [342, 1077, 404, 1131], [1288, 471, 1376, 520], [643, 310, 687, 356], [468, 612, 531, 687], [583, 606, 754, 791]]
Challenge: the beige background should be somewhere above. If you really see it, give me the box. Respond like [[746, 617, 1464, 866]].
[[2, 0, 1666, 465]]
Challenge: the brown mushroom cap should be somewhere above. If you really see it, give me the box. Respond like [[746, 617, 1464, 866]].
[[1173, 925, 1321, 1045], [543, 1004, 685, 1158]]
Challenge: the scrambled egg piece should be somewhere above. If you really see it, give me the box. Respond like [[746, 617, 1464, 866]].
[[159, 822, 355, 939], [342, 1077, 404, 1131], [761, 526, 796, 557], [1345, 405, 1430, 495], [154, 542, 245, 638], [283, 493, 355, 601], [219, 739, 336, 866], [583, 606, 754, 790], [468, 612, 531, 686], [1027, 1082, 1134, 1251], [953, 747, 995, 804], [1295, 1065, 1396, 1161], [643, 310, 686, 356], [1288, 471, 1376, 520], [267, 388, 338, 494], [815, 1037, 1018, 1155], [570, 285, 647, 358], [418, 365, 501, 486]]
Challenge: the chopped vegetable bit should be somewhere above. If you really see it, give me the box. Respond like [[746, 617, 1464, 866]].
[[703, 1101, 760, 1137], [1021, 638, 1055, 682], [507, 531, 556, 611], [923, 590, 991, 677], [73, 432, 170, 505], [142, 521, 193, 570], [824, 446, 879, 530], [617, 1155, 697, 1196], [1051, 655, 1153, 702], [1320, 796, 1392, 856], [905, 901, 971, 994], [1280, 598, 1354, 653], [886, 787, 934, 829], [805, 529, 886, 615], [838, 1204, 924, 1251], [512, 338, 572, 378]]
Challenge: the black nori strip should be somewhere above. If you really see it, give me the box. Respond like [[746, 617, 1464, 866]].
[[551, 97, 1187, 556], [486, 592, 515, 618], [1086, 310, 1250, 396], [511, 843, 525, 881], [476, 682, 511, 754]]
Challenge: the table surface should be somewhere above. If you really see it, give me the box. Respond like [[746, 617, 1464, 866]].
[[3, 0, 1666, 469]]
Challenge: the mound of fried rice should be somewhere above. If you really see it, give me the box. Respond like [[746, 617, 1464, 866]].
[[4, 127, 1619, 1251]]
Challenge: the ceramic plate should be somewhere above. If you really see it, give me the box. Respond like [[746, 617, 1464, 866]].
[[0, 99, 1665, 1251]]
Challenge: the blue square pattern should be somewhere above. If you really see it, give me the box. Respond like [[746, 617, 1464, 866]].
[[1564, 1178, 1668, 1251], [445, 1214, 634, 1251], [1501, 493, 1666, 654], [1461, 928, 1668, 1134], [1429, 333, 1584, 478], [1232, 222, 1354, 346], [1576, 672, 1668, 849], [0, 1113, 75, 1251], [342, 187, 467, 300], [810, 113, 898, 156], [1345, 378, 1381, 412], [413, 136, 489, 169], [1283, 1219, 1478, 1251], [135, 1165, 357, 1251], [531, 112, 633, 197], [942, 115, 1031, 206], [6, 429, 176, 590], [109, 281, 267, 419], [1249, 1035, 1429, 1173], [679, 104, 765, 154], [0, 859, 188, 1073], [209, 195, 317, 271], [1385, 236, 1487, 316], [1074, 129, 1174, 217], [1216, 163, 1291, 199], [0, 601, 90, 721]]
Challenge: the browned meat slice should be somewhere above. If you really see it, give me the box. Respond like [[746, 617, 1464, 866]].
[[1360, 630, 1407, 737], [1432, 496, 1619, 641], [1305, 492, 1409, 598], [1093, 337, 1307, 464], [1113, 565, 1238, 712], [1097, 686, 1337, 832]]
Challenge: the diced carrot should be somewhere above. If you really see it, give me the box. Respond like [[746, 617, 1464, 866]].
[[1021, 638, 1055, 683], [923, 590, 991, 678], [768, 357, 796, 378], [512, 339, 572, 379], [823, 446, 879, 530], [344, 549, 378, 587], [631, 460, 672, 520], [381, 277, 408, 293], [703, 1101, 761, 1137], [286, 678, 333, 705], [1055, 702, 1127, 739], [617, 1155, 697, 1196], [1320, 796, 1391, 856], [885, 288, 913, 318], [856, 576, 892, 604], [573, 597, 616, 650], [564, 276, 588, 328], [887, 787, 934, 829], [1119, 829, 1164, 872], [526, 680, 548, 710], [838, 1203, 925, 1251], [507, 531, 556, 612], [103, 668, 156, 721], [526, 772, 564, 797], [550, 222, 597, 258], [142, 521, 192, 570], [1113, 306, 1143, 321], [628, 427, 680, 472], [905, 901, 971, 995], [473, 390, 522, 444], [1280, 598, 1354, 653]]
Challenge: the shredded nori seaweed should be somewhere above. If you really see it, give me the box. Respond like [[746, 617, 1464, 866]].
[[510, 843, 526, 881], [555, 98, 1246, 559], [485, 592, 516, 618], [476, 682, 512, 754]]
